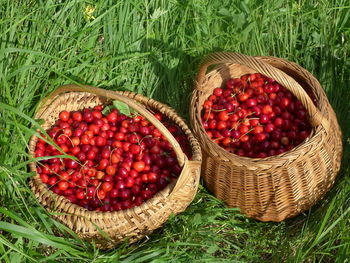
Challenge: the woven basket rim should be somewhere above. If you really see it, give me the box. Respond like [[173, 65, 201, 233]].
[[192, 60, 325, 163]]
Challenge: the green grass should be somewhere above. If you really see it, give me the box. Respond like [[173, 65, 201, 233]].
[[0, 0, 349, 262]]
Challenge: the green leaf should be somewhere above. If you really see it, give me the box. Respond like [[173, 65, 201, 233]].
[[112, 100, 137, 117], [101, 105, 113, 115], [113, 100, 131, 116]]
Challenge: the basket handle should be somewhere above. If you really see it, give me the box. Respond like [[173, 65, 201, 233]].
[[196, 52, 329, 129], [38, 84, 187, 167]]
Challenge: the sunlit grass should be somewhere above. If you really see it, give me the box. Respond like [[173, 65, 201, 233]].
[[0, 0, 349, 262]]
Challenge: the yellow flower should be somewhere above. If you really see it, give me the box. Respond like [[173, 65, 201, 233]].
[[84, 5, 96, 21]]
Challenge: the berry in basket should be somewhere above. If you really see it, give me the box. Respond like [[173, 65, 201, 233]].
[[35, 102, 191, 212], [201, 72, 313, 158]]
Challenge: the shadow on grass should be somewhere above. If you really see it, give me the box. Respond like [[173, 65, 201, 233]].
[[134, 38, 226, 117]]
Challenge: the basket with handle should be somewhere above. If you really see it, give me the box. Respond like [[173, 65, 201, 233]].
[[190, 52, 342, 222], [28, 84, 202, 249]]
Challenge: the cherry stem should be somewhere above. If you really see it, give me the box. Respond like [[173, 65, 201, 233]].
[[109, 147, 118, 165], [228, 114, 257, 131], [236, 128, 254, 141], [139, 135, 153, 145], [204, 107, 212, 123], [138, 135, 155, 156], [37, 162, 60, 178], [244, 111, 256, 118], [58, 133, 74, 147], [229, 124, 239, 131], [95, 182, 102, 202], [80, 161, 93, 193], [211, 108, 227, 112], [228, 108, 239, 115]]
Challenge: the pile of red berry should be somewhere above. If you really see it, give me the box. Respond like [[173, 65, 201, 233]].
[[35, 104, 191, 212], [201, 73, 313, 158]]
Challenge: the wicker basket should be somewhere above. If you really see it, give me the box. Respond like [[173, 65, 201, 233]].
[[190, 52, 342, 222], [29, 84, 202, 249]]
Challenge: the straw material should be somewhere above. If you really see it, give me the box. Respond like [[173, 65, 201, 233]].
[[28, 85, 202, 249], [190, 52, 342, 222]]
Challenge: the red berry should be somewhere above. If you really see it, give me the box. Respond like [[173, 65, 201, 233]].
[[130, 144, 141, 155], [125, 177, 135, 187], [253, 126, 264, 135], [265, 123, 275, 133], [274, 117, 284, 127], [132, 161, 145, 172], [97, 189, 106, 200], [218, 111, 229, 121], [65, 159, 78, 169], [102, 182, 113, 192], [213, 88, 223, 96], [106, 166, 116, 176], [256, 133, 266, 142], [59, 111, 70, 122], [203, 100, 213, 109], [280, 97, 291, 108], [72, 112, 82, 122], [40, 174, 49, 184], [216, 121, 227, 130], [246, 98, 257, 107], [58, 181, 69, 191], [107, 112, 118, 123], [76, 191, 85, 200], [262, 105, 273, 115], [238, 93, 249, 102]]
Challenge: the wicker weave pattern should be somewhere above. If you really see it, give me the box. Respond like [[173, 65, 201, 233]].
[[29, 86, 201, 249], [190, 52, 342, 222]]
